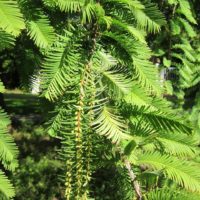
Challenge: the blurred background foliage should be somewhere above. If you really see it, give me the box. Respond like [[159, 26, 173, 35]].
[[3, 92, 63, 199]]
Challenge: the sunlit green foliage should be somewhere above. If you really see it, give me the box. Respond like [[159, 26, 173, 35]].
[[0, 0, 200, 199]]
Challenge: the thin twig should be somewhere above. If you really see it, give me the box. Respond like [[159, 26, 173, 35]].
[[124, 159, 142, 200]]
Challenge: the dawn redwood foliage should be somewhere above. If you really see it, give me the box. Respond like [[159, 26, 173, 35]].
[[0, 0, 200, 199]]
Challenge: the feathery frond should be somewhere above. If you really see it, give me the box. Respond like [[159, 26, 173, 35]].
[[133, 2, 166, 33], [0, 30, 15, 51], [103, 32, 161, 94], [0, 171, 15, 199], [137, 152, 200, 192], [156, 132, 198, 157], [145, 188, 200, 200], [0, 109, 18, 171], [41, 35, 81, 101], [0, 0, 25, 36], [56, 0, 84, 13], [178, 0, 197, 24], [93, 106, 129, 143], [27, 15, 56, 48]]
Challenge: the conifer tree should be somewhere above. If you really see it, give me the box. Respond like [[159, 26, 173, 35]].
[[0, 0, 200, 199]]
